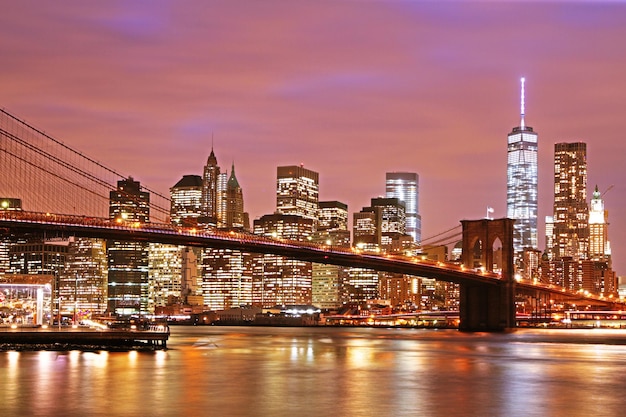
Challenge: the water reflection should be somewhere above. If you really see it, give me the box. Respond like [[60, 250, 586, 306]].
[[2, 327, 626, 416]]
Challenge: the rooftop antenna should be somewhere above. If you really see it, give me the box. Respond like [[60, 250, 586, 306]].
[[520, 77, 526, 129]]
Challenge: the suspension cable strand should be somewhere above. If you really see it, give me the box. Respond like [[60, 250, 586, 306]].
[[1, 109, 172, 220], [421, 225, 462, 244], [422, 232, 463, 247]]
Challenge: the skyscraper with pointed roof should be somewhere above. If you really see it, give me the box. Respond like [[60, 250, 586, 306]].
[[224, 163, 248, 229], [506, 77, 538, 257], [589, 185, 611, 264], [202, 147, 220, 222]]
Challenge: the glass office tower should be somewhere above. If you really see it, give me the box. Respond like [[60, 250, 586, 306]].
[[385, 172, 420, 243], [506, 78, 538, 255]]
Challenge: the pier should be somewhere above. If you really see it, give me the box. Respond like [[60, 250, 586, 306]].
[[0, 325, 170, 350]]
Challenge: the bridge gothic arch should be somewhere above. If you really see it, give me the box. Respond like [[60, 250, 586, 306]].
[[461, 218, 514, 279], [459, 218, 516, 331]]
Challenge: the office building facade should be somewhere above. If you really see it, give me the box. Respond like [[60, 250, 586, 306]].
[[276, 165, 319, 222]]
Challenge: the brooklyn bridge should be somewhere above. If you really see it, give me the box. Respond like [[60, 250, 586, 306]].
[[1, 108, 622, 331]]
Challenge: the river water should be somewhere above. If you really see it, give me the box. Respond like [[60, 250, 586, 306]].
[[2, 326, 626, 417]]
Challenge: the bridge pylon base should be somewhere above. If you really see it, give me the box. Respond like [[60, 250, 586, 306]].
[[459, 281, 516, 332]]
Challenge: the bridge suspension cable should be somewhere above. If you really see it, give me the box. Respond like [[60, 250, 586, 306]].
[[421, 224, 462, 246], [0, 108, 171, 222]]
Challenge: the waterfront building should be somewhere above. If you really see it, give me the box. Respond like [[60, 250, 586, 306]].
[[276, 165, 319, 223], [506, 78, 538, 257], [148, 243, 183, 313], [312, 201, 350, 309], [170, 175, 203, 227], [107, 177, 150, 315], [202, 248, 252, 310], [7, 239, 69, 318], [60, 237, 108, 318], [386, 172, 421, 243], [551, 142, 589, 260], [252, 213, 314, 307]]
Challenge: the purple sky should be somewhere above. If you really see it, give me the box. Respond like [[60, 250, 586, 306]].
[[2, 1, 626, 276]]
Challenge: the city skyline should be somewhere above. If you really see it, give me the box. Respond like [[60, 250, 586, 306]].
[[2, 1, 625, 275]]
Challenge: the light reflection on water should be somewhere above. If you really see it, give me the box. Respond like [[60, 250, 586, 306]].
[[2, 327, 626, 417]]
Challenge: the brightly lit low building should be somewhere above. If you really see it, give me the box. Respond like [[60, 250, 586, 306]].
[[0, 275, 53, 326]]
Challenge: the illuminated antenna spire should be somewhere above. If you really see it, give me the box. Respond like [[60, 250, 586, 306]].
[[520, 77, 526, 128]]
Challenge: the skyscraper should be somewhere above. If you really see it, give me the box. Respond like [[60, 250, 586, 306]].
[[506, 78, 538, 256], [552, 142, 588, 259], [224, 163, 247, 229], [107, 177, 150, 315], [588, 185, 610, 263], [202, 147, 220, 222], [385, 172, 421, 243]]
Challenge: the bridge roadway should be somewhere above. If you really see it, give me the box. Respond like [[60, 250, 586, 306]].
[[1, 211, 502, 285], [1, 211, 622, 316]]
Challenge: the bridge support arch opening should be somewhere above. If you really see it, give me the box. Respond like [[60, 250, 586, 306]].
[[459, 218, 516, 332]]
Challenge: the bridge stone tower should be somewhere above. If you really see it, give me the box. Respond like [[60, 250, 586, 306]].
[[459, 218, 516, 331]]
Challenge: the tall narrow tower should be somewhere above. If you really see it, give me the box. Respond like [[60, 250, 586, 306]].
[[506, 77, 538, 256], [225, 163, 246, 229], [202, 147, 220, 222], [588, 185, 610, 264], [552, 142, 589, 259]]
